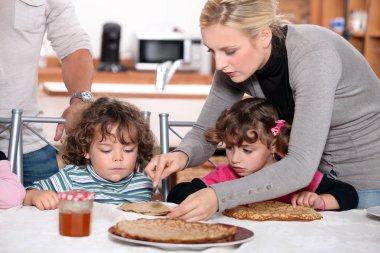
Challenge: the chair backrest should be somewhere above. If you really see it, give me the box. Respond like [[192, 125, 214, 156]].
[[1, 109, 151, 184], [0, 109, 65, 183], [158, 113, 216, 201]]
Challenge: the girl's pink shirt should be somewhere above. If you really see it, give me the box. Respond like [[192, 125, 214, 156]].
[[0, 160, 26, 209], [201, 163, 323, 203]]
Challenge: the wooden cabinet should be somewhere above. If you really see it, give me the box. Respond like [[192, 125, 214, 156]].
[[278, 0, 379, 77], [365, 0, 380, 77], [39, 57, 213, 85], [278, 0, 311, 24], [309, 0, 380, 77]]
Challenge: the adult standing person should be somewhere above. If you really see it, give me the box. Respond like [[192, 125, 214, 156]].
[[0, 0, 94, 187], [145, 0, 380, 221]]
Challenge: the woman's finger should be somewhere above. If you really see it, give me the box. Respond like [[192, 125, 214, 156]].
[[167, 195, 196, 219], [152, 155, 168, 188], [144, 156, 158, 180]]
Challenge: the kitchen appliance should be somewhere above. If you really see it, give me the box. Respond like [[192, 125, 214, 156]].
[[135, 32, 210, 73], [98, 22, 126, 72]]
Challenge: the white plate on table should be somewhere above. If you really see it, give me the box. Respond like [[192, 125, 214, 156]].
[[108, 224, 254, 250], [159, 202, 177, 209], [366, 206, 380, 218]]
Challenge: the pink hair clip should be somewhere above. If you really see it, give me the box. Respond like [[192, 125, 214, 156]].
[[270, 120, 286, 136]]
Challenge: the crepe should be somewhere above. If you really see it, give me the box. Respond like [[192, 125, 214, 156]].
[[113, 218, 237, 243], [223, 200, 323, 221], [120, 202, 171, 216]]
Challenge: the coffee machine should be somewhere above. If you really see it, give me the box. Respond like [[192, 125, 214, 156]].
[[97, 22, 127, 72]]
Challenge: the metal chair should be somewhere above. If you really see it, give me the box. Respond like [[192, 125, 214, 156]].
[[158, 113, 216, 201], [0, 109, 151, 184], [0, 109, 65, 183]]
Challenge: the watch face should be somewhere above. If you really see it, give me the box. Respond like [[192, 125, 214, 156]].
[[81, 91, 93, 101]]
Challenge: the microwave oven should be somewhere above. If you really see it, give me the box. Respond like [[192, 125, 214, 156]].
[[135, 32, 209, 72]]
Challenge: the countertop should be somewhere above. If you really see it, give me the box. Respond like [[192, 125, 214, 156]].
[[38, 58, 213, 85]]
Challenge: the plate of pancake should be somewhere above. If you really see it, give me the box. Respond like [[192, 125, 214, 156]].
[[108, 218, 254, 250]]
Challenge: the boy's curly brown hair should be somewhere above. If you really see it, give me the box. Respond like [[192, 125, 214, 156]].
[[205, 97, 291, 157], [61, 97, 155, 170]]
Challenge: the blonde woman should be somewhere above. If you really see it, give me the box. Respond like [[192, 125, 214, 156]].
[[146, 0, 380, 221]]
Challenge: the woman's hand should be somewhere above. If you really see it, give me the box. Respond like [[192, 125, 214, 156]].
[[144, 151, 189, 188], [167, 188, 219, 222]]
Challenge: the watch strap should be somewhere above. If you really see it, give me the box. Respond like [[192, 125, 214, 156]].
[[69, 91, 93, 104]]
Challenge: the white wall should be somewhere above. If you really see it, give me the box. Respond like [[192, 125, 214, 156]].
[[46, 0, 207, 60]]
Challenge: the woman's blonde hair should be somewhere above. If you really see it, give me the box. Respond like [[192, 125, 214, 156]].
[[200, 0, 287, 39], [61, 97, 155, 170]]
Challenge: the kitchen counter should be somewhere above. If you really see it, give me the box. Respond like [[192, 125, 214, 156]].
[[38, 58, 213, 85], [39, 67, 213, 84], [42, 82, 212, 99]]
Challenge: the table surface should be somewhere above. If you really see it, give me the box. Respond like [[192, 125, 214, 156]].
[[0, 203, 379, 253]]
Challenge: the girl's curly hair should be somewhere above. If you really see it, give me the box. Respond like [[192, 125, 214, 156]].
[[61, 97, 155, 170], [205, 97, 291, 157]]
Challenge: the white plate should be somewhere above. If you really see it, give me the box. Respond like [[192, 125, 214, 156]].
[[108, 224, 254, 250], [161, 202, 177, 209], [367, 206, 380, 217]]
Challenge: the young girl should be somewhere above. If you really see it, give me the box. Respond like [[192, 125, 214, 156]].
[[23, 97, 155, 210], [0, 151, 26, 209], [167, 98, 358, 211]]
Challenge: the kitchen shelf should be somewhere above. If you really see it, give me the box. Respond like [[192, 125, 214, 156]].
[[309, 0, 380, 77], [278, 0, 311, 24], [39, 58, 213, 85]]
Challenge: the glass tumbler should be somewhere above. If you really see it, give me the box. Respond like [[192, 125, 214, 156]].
[[58, 190, 95, 237]]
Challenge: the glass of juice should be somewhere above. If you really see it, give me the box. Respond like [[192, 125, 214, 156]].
[[58, 190, 95, 237]]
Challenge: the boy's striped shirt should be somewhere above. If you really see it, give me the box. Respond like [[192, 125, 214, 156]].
[[27, 164, 153, 204]]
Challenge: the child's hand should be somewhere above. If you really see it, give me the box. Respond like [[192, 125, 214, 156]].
[[291, 191, 325, 210], [26, 189, 59, 210]]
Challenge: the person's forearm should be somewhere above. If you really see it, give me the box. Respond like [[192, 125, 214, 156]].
[[61, 49, 94, 95]]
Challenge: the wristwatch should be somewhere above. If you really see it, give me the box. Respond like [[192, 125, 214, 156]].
[[70, 91, 93, 104]]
